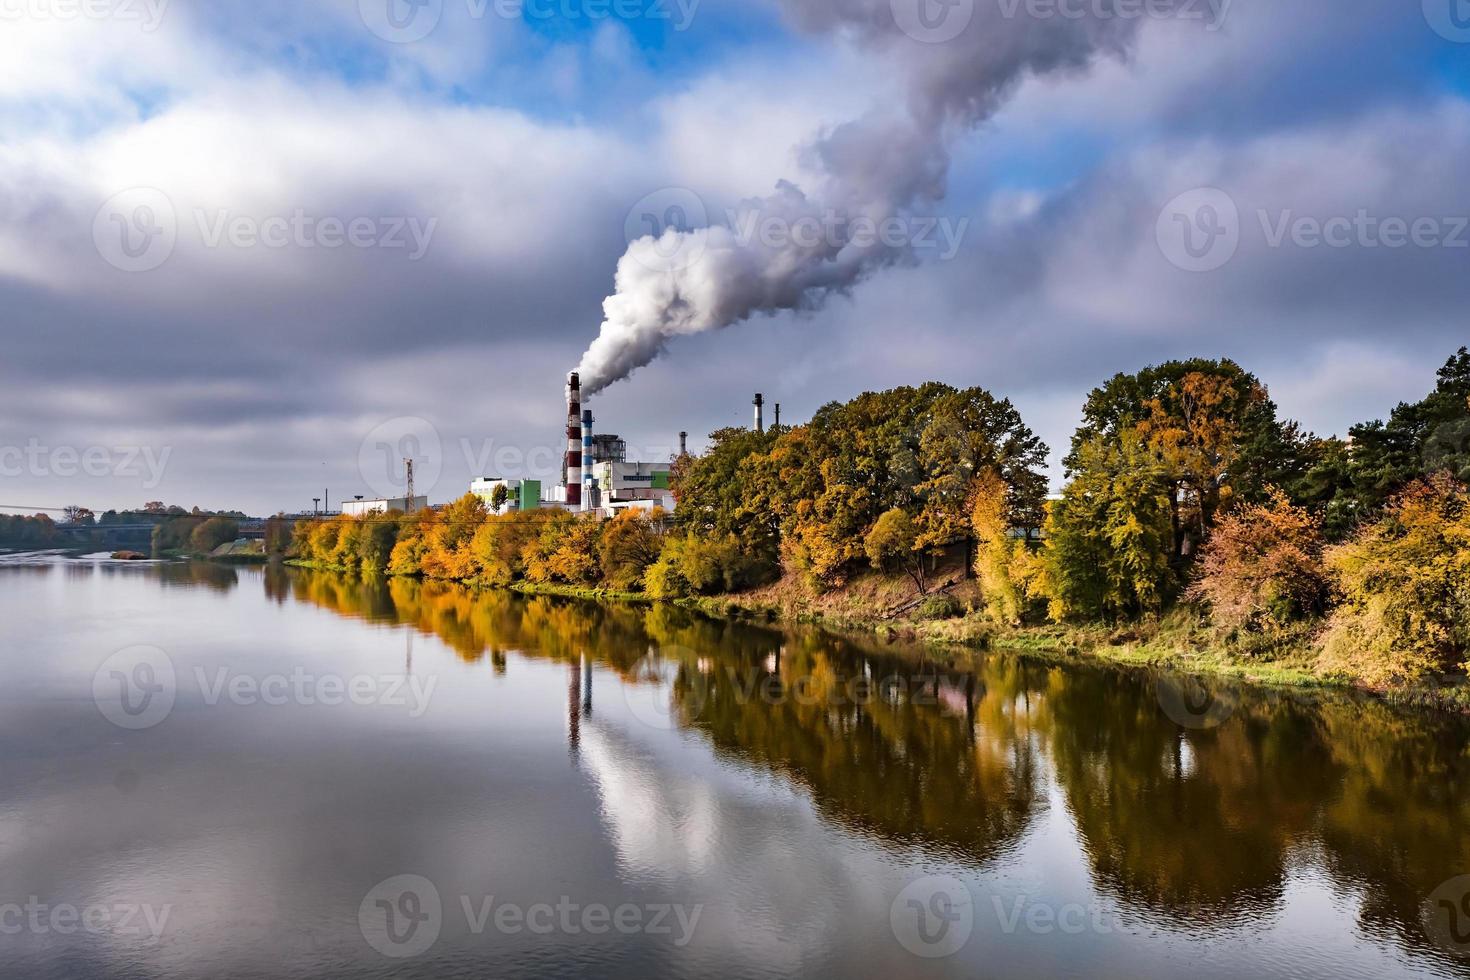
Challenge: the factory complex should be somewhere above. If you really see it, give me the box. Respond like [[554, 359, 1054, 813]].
[[338, 373, 782, 521]]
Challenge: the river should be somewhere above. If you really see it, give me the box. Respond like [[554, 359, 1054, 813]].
[[2, 553, 1468, 978]]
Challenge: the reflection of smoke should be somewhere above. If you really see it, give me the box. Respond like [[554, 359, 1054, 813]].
[[577, 0, 1163, 392]]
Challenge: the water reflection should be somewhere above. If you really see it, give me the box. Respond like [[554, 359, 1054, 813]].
[[264, 567, 1470, 970]]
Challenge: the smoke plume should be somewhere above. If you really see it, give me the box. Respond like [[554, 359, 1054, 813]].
[[576, 0, 1170, 394]]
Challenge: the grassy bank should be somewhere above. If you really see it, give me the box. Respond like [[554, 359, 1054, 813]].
[[696, 578, 1470, 711], [274, 557, 1468, 711]]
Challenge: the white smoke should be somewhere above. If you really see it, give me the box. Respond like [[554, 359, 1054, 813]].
[[577, 0, 1186, 394]]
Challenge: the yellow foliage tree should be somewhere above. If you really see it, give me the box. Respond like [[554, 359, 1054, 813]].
[[1319, 476, 1470, 686]]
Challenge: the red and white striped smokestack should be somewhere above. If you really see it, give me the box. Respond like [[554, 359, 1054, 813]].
[[566, 372, 583, 509]]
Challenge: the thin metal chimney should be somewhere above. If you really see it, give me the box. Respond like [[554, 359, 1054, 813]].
[[774, 404, 781, 429], [566, 372, 582, 510], [679, 431, 688, 456], [753, 393, 765, 434], [582, 409, 595, 512]]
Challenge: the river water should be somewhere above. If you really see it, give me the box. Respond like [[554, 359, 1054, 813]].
[[2, 553, 1468, 978]]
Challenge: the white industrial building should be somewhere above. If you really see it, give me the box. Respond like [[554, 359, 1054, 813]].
[[341, 496, 427, 517]]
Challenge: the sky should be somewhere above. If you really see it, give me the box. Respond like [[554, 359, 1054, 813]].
[[1, 0, 1467, 516]]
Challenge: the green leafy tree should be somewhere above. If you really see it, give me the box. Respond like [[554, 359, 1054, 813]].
[[1042, 429, 1175, 621], [1345, 347, 1470, 513], [1068, 359, 1303, 563]]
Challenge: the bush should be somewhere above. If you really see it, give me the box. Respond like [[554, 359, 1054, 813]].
[[647, 533, 765, 598], [1318, 476, 1470, 686], [152, 516, 201, 552], [918, 593, 964, 620], [1188, 489, 1331, 635], [189, 517, 239, 554], [645, 544, 692, 599]]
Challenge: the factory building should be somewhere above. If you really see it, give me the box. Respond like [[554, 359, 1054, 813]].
[[589, 461, 674, 513], [342, 496, 427, 517], [469, 478, 543, 515], [462, 372, 681, 517]]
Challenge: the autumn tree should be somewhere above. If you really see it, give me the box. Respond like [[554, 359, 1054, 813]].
[[598, 509, 666, 591], [1187, 489, 1331, 634], [469, 511, 556, 586], [419, 494, 486, 580], [671, 425, 780, 561], [865, 508, 927, 593], [189, 517, 239, 554], [1069, 359, 1303, 564], [1318, 475, 1470, 686], [971, 469, 1027, 624]]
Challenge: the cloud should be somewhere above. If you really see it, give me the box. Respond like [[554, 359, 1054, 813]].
[[0, 0, 1465, 511]]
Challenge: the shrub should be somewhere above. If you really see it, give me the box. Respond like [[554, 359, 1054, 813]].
[[1188, 488, 1331, 634], [1318, 476, 1470, 686], [189, 517, 239, 554], [645, 543, 692, 599], [918, 593, 964, 621], [647, 533, 764, 597], [152, 516, 201, 552]]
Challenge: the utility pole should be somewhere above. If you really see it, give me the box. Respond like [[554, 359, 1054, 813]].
[[404, 458, 416, 513]]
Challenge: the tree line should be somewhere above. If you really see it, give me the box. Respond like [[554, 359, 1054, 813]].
[[291, 348, 1470, 688]]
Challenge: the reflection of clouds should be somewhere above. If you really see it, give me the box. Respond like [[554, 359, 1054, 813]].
[[578, 721, 867, 973], [580, 724, 721, 882]]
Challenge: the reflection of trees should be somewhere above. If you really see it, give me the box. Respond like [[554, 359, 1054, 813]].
[[279, 567, 1470, 953], [1315, 699, 1470, 959], [152, 560, 239, 592], [1039, 667, 1341, 924], [669, 636, 1043, 864]]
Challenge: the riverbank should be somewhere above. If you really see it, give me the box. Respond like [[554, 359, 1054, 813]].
[[274, 560, 1470, 712], [687, 579, 1470, 712]]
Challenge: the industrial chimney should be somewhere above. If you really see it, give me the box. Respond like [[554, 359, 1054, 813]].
[[582, 409, 595, 512], [774, 404, 781, 430], [679, 431, 688, 457], [753, 393, 765, 434], [566, 372, 583, 510]]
